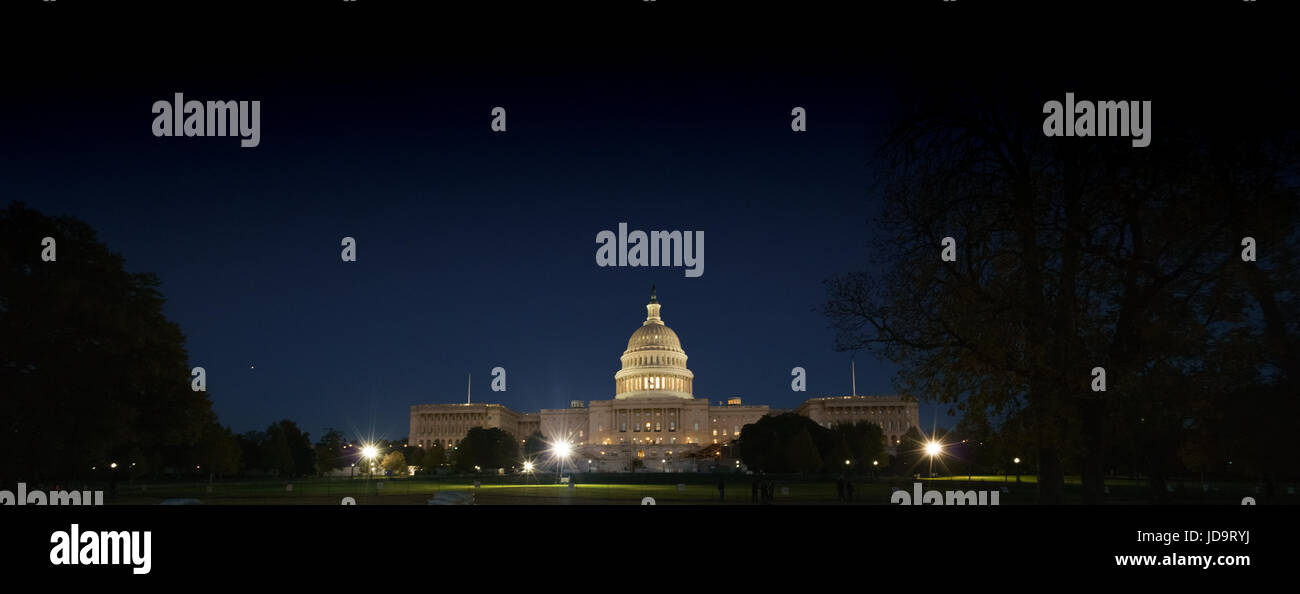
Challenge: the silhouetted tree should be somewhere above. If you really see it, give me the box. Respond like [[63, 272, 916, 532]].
[[454, 427, 518, 472], [825, 80, 1299, 502], [738, 413, 834, 473], [523, 431, 547, 458], [0, 202, 226, 483], [829, 421, 887, 473], [314, 428, 346, 476]]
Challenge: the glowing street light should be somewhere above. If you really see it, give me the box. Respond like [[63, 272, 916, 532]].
[[551, 440, 573, 482], [523, 461, 534, 473], [924, 441, 943, 478]]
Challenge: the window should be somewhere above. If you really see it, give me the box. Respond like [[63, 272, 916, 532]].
[[712, 429, 718, 436], [669, 421, 676, 432], [694, 423, 700, 431]]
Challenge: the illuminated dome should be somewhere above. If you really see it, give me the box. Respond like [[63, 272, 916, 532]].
[[614, 287, 695, 400]]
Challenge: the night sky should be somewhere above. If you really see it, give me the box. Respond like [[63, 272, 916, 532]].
[[2, 49, 952, 441], [9, 2, 1273, 443]]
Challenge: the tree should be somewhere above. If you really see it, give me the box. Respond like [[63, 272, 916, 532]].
[[237, 431, 267, 473], [784, 430, 822, 474], [0, 202, 220, 483], [824, 80, 1299, 502], [421, 442, 447, 471], [737, 413, 834, 473], [262, 422, 295, 476], [191, 422, 242, 476], [830, 421, 886, 473], [453, 427, 518, 473], [523, 431, 547, 458], [314, 428, 346, 476], [381, 451, 407, 476]]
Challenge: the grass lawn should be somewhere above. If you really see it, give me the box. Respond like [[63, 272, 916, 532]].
[[100, 473, 1285, 505]]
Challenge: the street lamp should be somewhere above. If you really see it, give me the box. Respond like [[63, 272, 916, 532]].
[[359, 444, 380, 491], [552, 440, 573, 482], [925, 441, 942, 478], [1014, 457, 1021, 483]]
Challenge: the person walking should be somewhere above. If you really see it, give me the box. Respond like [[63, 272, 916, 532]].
[[836, 476, 846, 501], [846, 479, 855, 502], [751, 477, 759, 503], [717, 479, 726, 502]]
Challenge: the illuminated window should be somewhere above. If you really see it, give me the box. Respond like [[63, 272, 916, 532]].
[[694, 423, 700, 431], [669, 422, 676, 432], [712, 429, 718, 436]]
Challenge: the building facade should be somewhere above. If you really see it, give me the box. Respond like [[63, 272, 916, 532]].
[[409, 289, 920, 471]]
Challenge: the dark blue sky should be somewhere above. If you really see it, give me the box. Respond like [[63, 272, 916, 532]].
[[5, 0, 1283, 444], [3, 59, 952, 441]]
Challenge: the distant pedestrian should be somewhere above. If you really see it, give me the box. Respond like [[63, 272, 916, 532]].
[[717, 479, 726, 502], [846, 480, 854, 502], [751, 478, 759, 503], [836, 476, 845, 501]]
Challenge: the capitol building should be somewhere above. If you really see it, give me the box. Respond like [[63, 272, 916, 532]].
[[409, 289, 919, 472]]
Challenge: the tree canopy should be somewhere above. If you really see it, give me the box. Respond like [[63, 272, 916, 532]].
[[0, 202, 228, 482], [453, 427, 519, 472], [825, 81, 1300, 501]]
